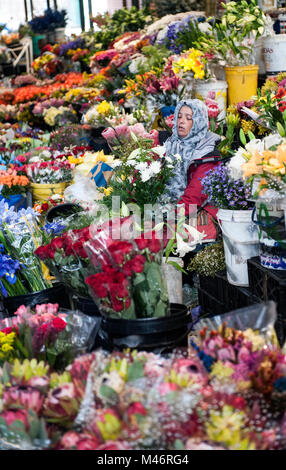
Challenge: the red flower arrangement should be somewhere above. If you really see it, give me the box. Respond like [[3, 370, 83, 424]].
[[84, 217, 169, 319]]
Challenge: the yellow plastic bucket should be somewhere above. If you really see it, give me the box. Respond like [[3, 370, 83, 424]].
[[30, 182, 70, 203], [224, 65, 258, 105]]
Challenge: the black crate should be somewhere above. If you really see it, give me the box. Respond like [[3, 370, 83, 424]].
[[198, 287, 225, 317], [247, 257, 286, 313], [247, 257, 286, 344], [199, 272, 261, 313]]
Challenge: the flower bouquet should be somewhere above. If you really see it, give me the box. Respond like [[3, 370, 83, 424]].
[[25, 160, 73, 185], [101, 122, 159, 158], [0, 202, 53, 299], [35, 213, 95, 298], [0, 169, 29, 201], [84, 218, 170, 319], [0, 302, 97, 370], [201, 164, 254, 211], [101, 143, 177, 211], [82, 100, 127, 129]]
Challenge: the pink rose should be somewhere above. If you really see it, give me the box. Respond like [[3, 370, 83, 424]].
[[101, 127, 116, 142], [129, 123, 146, 137]]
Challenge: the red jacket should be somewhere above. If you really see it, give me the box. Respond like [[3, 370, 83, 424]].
[[178, 150, 222, 241]]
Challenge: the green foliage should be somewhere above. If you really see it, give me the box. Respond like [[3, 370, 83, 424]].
[[152, 0, 205, 18]]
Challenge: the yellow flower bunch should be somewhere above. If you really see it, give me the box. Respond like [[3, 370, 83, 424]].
[[68, 155, 84, 165], [65, 87, 99, 102], [96, 100, 111, 116], [172, 49, 206, 80], [206, 405, 255, 450], [242, 143, 286, 181], [0, 331, 16, 361]]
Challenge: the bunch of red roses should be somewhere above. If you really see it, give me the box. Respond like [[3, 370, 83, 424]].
[[84, 223, 169, 319], [35, 227, 91, 297]]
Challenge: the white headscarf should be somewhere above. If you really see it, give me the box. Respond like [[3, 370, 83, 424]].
[[164, 99, 220, 201]]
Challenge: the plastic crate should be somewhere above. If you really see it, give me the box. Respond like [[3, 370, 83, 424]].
[[247, 257, 286, 313], [247, 257, 286, 344], [198, 287, 225, 317], [199, 272, 261, 312]]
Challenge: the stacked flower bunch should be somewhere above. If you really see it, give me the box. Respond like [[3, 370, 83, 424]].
[[43, 105, 77, 128], [0, 302, 96, 370], [13, 75, 38, 88], [32, 53, 64, 77], [33, 194, 65, 218], [0, 318, 284, 449], [241, 142, 286, 198], [201, 164, 254, 210], [32, 98, 65, 118], [102, 122, 159, 157], [226, 99, 270, 138], [25, 160, 73, 184], [82, 100, 128, 128], [12, 72, 84, 105], [118, 57, 181, 108], [0, 201, 53, 298], [101, 143, 177, 210], [0, 350, 97, 450], [0, 169, 29, 198], [84, 218, 169, 319], [35, 215, 95, 298], [172, 48, 209, 81], [56, 342, 286, 450], [64, 87, 101, 112]]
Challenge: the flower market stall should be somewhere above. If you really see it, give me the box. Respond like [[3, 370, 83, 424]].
[[0, 0, 286, 452]]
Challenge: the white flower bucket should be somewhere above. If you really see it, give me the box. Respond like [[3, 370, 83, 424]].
[[217, 209, 260, 287], [194, 79, 228, 121], [162, 257, 183, 304], [263, 34, 286, 76]]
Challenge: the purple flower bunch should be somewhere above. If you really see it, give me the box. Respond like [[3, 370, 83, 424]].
[[59, 38, 85, 57], [201, 164, 253, 210]]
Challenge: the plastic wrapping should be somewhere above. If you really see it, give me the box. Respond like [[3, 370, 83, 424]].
[[0, 304, 98, 369], [84, 217, 170, 319], [0, 207, 53, 297], [34, 211, 96, 298], [191, 301, 279, 347], [64, 174, 104, 207]]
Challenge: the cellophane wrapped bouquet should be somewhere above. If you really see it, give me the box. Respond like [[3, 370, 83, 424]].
[[84, 217, 170, 319], [35, 212, 95, 298], [0, 303, 97, 371]]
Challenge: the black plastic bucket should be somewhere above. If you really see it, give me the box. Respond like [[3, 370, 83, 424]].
[[73, 296, 101, 317], [46, 203, 83, 223], [2, 283, 71, 317], [95, 303, 191, 352]]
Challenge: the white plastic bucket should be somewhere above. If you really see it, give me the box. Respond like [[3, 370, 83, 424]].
[[217, 209, 260, 286], [194, 79, 228, 121], [263, 35, 286, 76], [162, 257, 183, 304]]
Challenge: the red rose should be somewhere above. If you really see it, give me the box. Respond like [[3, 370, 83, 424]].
[[73, 240, 88, 259], [147, 233, 162, 253], [108, 241, 134, 265], [85, 273, 109, 298], [52, 317, 67, 332], [51, 237, 64, 251], [110, 295, 131, 312], [134, 236, 149, 250], [34, 245, 51, 260], [41, 203, 49, 212], [278, 101, 286, 112], [131, 254, 146, 273]]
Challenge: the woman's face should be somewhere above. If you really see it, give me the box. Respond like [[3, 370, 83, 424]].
[[177, 105, 193, 138]]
